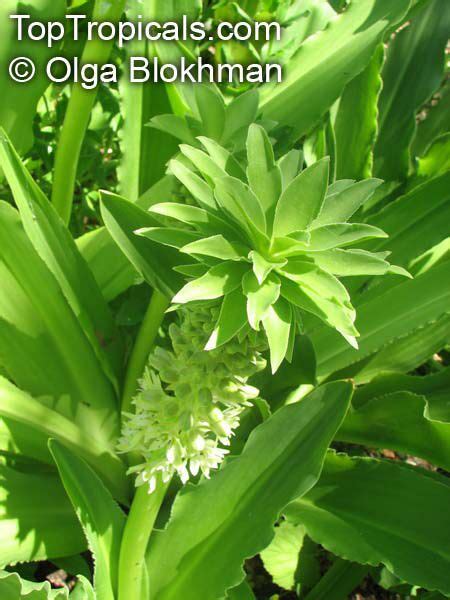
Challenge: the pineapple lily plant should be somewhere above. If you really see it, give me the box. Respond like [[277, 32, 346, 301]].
[[0, 0, 449, 599]]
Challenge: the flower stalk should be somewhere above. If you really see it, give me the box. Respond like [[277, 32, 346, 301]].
[[118, 478, 170, 600], [121, 290, 169, 417]]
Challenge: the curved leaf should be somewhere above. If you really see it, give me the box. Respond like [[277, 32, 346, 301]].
[[287, 453, 450, 595], [146, 382, 352, 600], [274, 159, 329, 236], [260, 0, 409, 139], [246, 124, 282, 218], [78, 176, 178, 302], [0, 130, 123, 383], [312, 261, 450, 380], [50, 441, 126, 600], [100, 191, 183, 298], [0, 571, 94, 599], [173, 262, 248, 304], [0, 377, 128, 503], [0, 203, 119, 448], [0, 464, 85, 567], [374, 0, 450, 180], [338, 391, 450, 471], [335, 45, 385, 180], [0, 0, 65, 156]]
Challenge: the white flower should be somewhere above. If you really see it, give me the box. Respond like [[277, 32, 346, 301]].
[[118, 307, 267, 493]]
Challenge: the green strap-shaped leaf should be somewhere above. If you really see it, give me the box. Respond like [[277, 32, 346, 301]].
[[286, 453, 450, 595], [260, 521, 305, 591], [0, 0, 65, 157], [268, 0, 335, 62], [198, 137, 247, 181], [304, 558, 369, 600], [149, 203, 225, 235], [223, 90, 259, 146], [281, 263, 351, 306], [146, 382, 352, 600], [374, 0, 450, 180], [337, 390, 450, 472], [354, 368, 450, 422], [50, 440, 126, 600], [281, 278, 357, 341], [259, 0, 410, 139], [0, 377, 128, 503], [0, 130, 123, 385], [311, 248, 395, 277], [119, 67, 179, 201], [327, 180, 355, 196], [278, 150, 304, 189], [0, 203, 119, 449], [0, 414, 53, 466], [137, 227, 200, 250], [194, 86, 226, 142], [312, 260, 450, 380], [100, 191, 183, 298], [118, 0, 184, 201], [346, 314, 450, 385], [334, 45, 385, 180], [174, 263, 209, 278], [180, 145, 227, 182], [273, 159, 329, 236], [215, 176, 267, 238], [349, 171, 450, 298], [0, 570, 68, 599], [0, 464, 85, 567], [0, 571, 94, 599], [149, 114, 198, 146], [169, 160, 217, 210], [77, 176, 178, 302], [76, 227, 139, 303]]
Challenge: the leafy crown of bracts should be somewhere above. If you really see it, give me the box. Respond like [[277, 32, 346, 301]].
[[138, 124, 410, 373]]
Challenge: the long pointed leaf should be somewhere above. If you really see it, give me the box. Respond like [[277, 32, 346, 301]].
[[0, 130, 123, 384], [287, 453, 450, 595], [260, 0, 409, 138], [0, 464, 85, 567], [147, 382, 352, 600], [50, 441, 126, 600]]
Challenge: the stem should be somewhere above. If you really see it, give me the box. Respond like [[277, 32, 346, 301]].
[[118, 480, 170, 600], [118, 291, 171, 597], [51, 0, 126, 225], [121, 290, 169, 416], [304, 558, 369, 600], [51, 88, 96, 225]]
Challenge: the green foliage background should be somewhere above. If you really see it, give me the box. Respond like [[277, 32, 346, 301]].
[[0, 0, 448, 599]]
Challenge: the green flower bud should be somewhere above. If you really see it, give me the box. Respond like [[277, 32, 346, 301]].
[[118, 306, 266, 493]]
